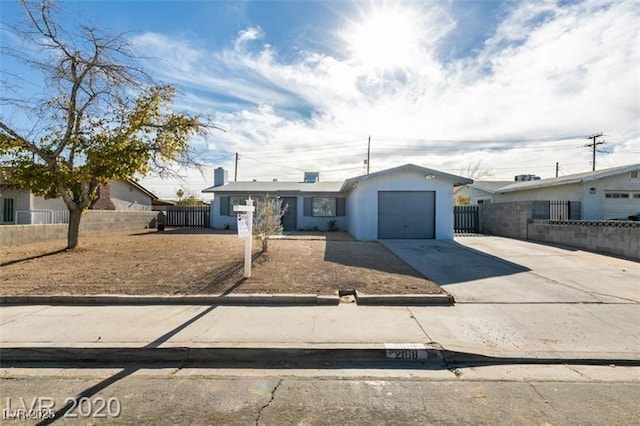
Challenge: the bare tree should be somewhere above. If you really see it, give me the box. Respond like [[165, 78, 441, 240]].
[[0, 1, 204, 248], [253, 197, 287, 252], [460, 160, 493, 181]]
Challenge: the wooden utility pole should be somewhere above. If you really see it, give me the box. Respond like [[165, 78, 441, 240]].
[[584, 133, 605, 171], [234, 152, 239, 182]]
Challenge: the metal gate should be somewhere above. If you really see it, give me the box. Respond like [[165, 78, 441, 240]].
[[161, 206, 210, 228], [454, 205, 479, 234]]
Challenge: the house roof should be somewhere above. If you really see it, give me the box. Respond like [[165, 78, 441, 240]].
[[468, 181, 514, 193], [126, 179, 158, 200], [202, 181, 344, 193], [340, 164, 473, 192], [497, 163, 640, 193]]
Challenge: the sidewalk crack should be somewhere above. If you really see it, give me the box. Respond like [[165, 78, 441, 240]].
[[255, 379, 282, 425], [528, 383, 549, 404], [406, 307, 432, 341]]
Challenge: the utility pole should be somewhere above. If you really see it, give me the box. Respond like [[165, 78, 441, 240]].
[[366, 136, 371, 175], [234, 152, 239, 182], [584, 133, 605, 171], [555, 162, 559, 177]]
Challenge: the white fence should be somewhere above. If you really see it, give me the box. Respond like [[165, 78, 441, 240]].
[[15, 210, 69, 225]]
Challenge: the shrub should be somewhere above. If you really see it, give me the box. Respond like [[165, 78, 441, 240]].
[[253, 197, 287, 252]]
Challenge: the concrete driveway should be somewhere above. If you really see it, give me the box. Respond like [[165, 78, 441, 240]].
[[381, 236, 640, 303]]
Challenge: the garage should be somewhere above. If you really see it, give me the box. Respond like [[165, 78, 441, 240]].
[[378, 191, 435, 239], [603, 191, 640, 219]]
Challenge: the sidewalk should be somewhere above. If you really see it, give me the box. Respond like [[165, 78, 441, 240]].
[[2, 303, 639, 366]]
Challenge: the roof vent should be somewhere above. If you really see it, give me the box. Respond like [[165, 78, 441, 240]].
[[304, 172, 319, 183], [514, 174, 541, 182], [273, 178, 278, 182]]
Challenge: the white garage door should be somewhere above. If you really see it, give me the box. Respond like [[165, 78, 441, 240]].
[[378, 191, 435, 239], [603, 191, 640, 219]]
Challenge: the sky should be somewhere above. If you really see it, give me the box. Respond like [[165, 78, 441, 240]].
[[1, 0, 639, 200]]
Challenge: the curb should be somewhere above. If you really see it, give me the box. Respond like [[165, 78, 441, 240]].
[[0, 343, 447, 365], [2, 345, 637, 367], [0, 294, 339, 306], [355, 292, 454, 306], [0, 292, 455, 307]]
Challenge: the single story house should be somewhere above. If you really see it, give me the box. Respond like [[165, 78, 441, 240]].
[[202, 164, 472, 240], [493, 163, 640, 220], [0, 178, 158, 224], [454, 180, 513, 205]]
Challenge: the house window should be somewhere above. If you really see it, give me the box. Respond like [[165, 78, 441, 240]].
[[312, 197, 336, 217], [605, 192, 630, 199], [633, 194, 640, 199], [2, 198, 15, 223], [230, 196, 245, 212], [477, 198, 491, 204], [630, 170, 639, 179]]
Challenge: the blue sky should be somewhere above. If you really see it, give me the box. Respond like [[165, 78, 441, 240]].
[[1, 0, 639, 199]]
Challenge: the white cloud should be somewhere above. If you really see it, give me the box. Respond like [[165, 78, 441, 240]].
[[133, 0, 639, 196]]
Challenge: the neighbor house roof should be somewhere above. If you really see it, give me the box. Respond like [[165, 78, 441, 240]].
[[202, 181, 344, 193], [497, 163, 640, 193], [340, 163, 473, 192], [468, 181, 514, 193], [126, 179, 158, 200]]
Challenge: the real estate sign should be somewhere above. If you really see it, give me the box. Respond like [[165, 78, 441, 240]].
[[237, 214, 250, 238]]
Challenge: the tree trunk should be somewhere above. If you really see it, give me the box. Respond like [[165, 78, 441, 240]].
[[67, 208, 83, 249]]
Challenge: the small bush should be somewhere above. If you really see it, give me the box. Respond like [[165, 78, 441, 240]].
[[327, 220, 338, 232]]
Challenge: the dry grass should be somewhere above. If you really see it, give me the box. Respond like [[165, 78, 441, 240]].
[[1, 229, 443, 296]]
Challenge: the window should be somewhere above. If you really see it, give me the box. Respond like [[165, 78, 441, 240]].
[[230, 196, 245, 213], [633, 194, 640, 199], [2, 198, 15, 223], [312, 197, 336, 217], [605, 192, 630, 199], [630, 170, 639, 179], [477, 198, 491, 204]]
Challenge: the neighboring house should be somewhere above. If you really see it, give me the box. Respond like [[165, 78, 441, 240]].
[[454, 181, 513, 204], [0, 177, 158, 224], [203, 164, 472, 240], [493, 163, 640, 220]]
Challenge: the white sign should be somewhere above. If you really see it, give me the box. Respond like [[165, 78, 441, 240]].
[[237, 214, 250, 238]]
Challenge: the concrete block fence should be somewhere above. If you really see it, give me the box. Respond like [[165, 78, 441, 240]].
[[0, 210, 158, 246]]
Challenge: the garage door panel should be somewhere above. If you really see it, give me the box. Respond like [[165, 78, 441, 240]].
[[378, 191, 435, 239], [405, 192, 432, 212], [378, 192, 406, 216], [603, 194, 640, 219]]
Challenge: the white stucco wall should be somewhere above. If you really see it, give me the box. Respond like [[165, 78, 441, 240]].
[[0, 189, 31, 223], [110, 181, 152, 211], [346, 169, 456, 240], [31, 195, 67, 211], [494, 173, 640, 220]]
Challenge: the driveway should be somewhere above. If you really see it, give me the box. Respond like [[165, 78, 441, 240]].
[[381, 236, 640, 303]]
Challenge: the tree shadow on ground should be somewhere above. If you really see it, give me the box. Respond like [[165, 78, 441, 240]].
[[186, 252, 265, 294], [1, 249, 69, 267]]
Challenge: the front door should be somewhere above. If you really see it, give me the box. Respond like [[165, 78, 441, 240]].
[[281, 197, 297, 231]]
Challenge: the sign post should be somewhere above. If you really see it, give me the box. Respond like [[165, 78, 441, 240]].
[[233, 198, 255, 278]]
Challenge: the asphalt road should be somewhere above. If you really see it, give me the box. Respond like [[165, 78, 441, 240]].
[[1, 366, 638, 425]]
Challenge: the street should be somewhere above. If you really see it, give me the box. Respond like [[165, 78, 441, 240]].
[[1, 365, 639, 425]]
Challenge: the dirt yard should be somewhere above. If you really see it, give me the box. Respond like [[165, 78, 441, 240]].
[[1, 229, 443, 296]]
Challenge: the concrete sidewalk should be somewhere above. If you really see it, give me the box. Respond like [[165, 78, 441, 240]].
[[2, 303, 639, 365]]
